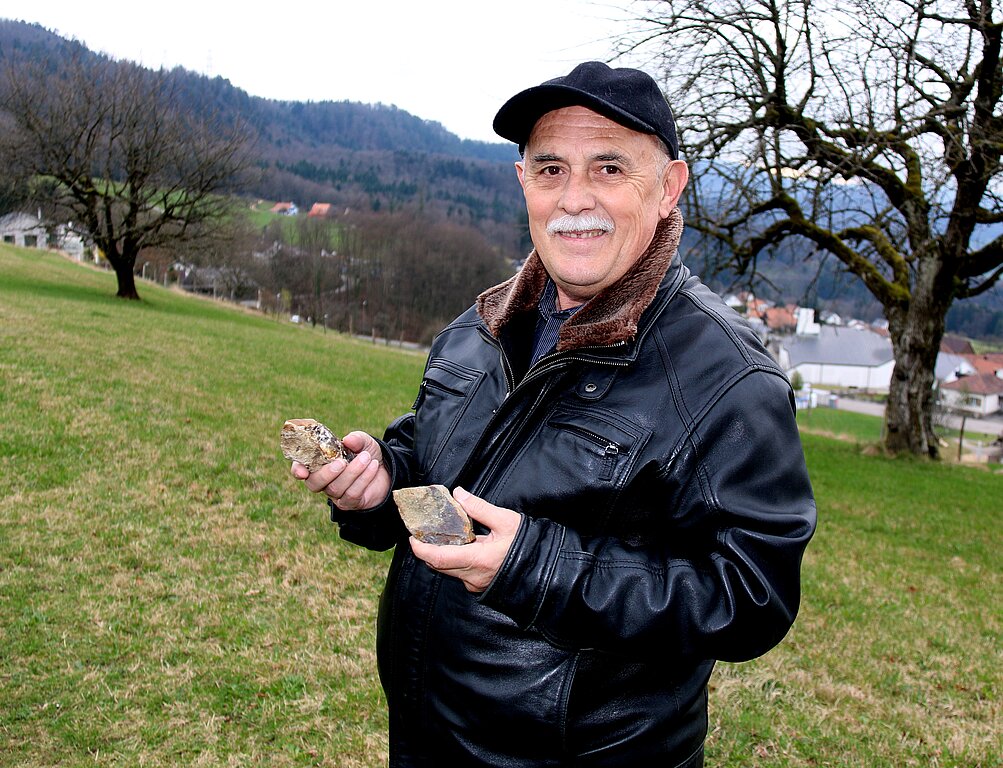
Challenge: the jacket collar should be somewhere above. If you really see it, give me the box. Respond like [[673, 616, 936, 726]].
[[477, 208, 684, 352]]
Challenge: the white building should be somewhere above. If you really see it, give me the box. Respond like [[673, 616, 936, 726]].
[[0, 212, 48, 249], [53, 223, 88, 260], [777, 311, 895, 392], [939, 367, 1003, 417]]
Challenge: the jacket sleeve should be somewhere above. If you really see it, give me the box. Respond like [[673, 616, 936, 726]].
[[479, 370, 816, 663], [328, 413, 416, 551]]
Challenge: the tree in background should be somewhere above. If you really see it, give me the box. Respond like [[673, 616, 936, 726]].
[[293, 214, 343, 328], [0, 51, 253, 300], [169, 215, 261, 301], [336, 211, 513, 344], [262, 215, 344, 327], [620, 0, 1001, 457]]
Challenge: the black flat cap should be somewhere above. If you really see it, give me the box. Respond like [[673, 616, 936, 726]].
[[493, 61, 678, 159]]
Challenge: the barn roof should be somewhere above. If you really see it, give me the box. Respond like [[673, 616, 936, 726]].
[[785, 325, 894, 368]]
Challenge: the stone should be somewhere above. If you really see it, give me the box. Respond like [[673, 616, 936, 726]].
[[392, 485, 475, 545], [280, 418, 355, 472]]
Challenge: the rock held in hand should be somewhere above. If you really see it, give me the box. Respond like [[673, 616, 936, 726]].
[[393, 485, 475, 545], [281, 418, 355, 472]]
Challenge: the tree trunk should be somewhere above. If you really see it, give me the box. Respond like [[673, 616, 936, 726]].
[[112, 261, 141, 300], [884, 342, 939, 457], [883, 264, 951, 458]]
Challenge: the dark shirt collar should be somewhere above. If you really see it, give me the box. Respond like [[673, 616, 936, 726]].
[[531, 280, 582, 366], [537, 279, 579, 320]]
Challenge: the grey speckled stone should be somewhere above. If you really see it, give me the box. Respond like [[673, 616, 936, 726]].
[[393, 485, 475, 545]]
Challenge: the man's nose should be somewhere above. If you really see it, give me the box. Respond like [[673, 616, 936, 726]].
[[559, 170, 596, 214]]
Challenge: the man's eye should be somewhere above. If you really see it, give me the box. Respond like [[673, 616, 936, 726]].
[[542, 166, 562, 176], [600, 165, 621, 174]]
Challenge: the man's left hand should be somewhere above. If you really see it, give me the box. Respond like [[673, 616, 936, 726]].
[[409, 487, 521, 593]]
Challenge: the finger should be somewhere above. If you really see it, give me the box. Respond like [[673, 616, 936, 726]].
[[337, 454, 384, 507], [323, 451, 372, 495], [409, 535, 471, 571], [409, 535, 502, 594], [303, 458, 348, 493], [290, 461, 310, 480], [453, 487, 519, 534], [342, 431, 382, 460]]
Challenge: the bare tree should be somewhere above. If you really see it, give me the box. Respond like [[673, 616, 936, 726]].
[[618, 0, 1002, 457], [0, 51, 254, 299], [335, 210, 513, 344], [170, 215, 261, 301], [292, 214, 342, 326]]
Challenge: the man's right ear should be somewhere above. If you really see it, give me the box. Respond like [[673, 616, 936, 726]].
[[515, 161, 526, 190]]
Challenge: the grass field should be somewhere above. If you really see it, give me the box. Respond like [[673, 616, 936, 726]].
[[1, 247, 1000, 767], [796, 401, 1000, 456]]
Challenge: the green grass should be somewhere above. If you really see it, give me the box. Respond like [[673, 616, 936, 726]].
[[245, 199, 285, 230], [796, 406, 885, 445], [1, 246, 1000, 767], [797, 405, 1000, 456], [0, 246, 423, 766]]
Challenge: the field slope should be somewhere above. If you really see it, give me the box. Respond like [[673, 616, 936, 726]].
[[1, 246, 999, 767]]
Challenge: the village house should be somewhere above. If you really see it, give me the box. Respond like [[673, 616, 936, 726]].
[[0, 211, 96, 262], [269, 202, 298, 216], [940, 334, 976, 355], [772, 307, 1002, 414], [761, 304, 798, 334], [0, 211, 48, 248], [307, 202, 332, 218], [939, 372, 1003, 416], [53, 223, 88, 260], [938, 352, 1003, 416], [776, 309, 896, 392]]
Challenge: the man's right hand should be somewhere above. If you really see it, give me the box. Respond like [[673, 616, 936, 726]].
[[291, 431, 391, 511]]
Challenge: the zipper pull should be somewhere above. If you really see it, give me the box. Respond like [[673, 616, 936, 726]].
[[411, 380, 426, 411], [600, 442, 619, 481]]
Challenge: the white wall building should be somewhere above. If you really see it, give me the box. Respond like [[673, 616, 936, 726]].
[[939, 373, 1003, 416], [0, 212, 48, 249], [777, 312, 895, 392]]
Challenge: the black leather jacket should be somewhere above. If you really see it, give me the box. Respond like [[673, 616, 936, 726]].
[[331, 213, 816, 767]]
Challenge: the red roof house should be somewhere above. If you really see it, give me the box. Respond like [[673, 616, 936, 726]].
[[308, 203, 332, 218]]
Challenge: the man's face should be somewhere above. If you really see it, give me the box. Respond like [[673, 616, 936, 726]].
[[516, 106, 688, 309]]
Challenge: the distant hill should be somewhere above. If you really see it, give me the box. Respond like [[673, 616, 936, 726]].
[[0, 19, 527, 248], [0, 19, 999, 341]]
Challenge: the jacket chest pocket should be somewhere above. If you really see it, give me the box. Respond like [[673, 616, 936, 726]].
[[412, 359, 485, 481], [490, 404, 651, 532], [545, 406, 648, 488]]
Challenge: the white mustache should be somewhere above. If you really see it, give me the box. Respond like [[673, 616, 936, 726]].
[[546, 214, 615, 236]]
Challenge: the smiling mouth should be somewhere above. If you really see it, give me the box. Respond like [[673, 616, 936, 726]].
[[547, 214, 615, 239]]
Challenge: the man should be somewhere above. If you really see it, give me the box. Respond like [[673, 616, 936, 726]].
[[293, 62, 816, 767]]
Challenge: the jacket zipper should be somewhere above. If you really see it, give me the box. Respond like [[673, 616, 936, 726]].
[[411, 376, 469, 410], [459, 331, 629, 493], [525, 340, 631, 384], [474, 379, 559, 492], [557, 423, 622, 481]]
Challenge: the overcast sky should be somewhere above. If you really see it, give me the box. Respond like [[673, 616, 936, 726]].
[[2, 0, 648, 144]]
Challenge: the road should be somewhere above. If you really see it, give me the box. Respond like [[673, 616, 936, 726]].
[[834, 396, 1003, 437]]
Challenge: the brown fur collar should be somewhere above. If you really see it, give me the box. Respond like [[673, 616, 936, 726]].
[[477, 208, 684, 351]]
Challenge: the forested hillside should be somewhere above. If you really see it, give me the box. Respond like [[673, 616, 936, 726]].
[[0, 19, 527, 250], [0, 18, 999, 341]]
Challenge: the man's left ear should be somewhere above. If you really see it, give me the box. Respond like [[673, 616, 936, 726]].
[[659, 161, 689, 218]]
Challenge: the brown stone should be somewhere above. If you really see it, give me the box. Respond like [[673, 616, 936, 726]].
[[392, 485, 475, 545], [280, 418, 355, 472]]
